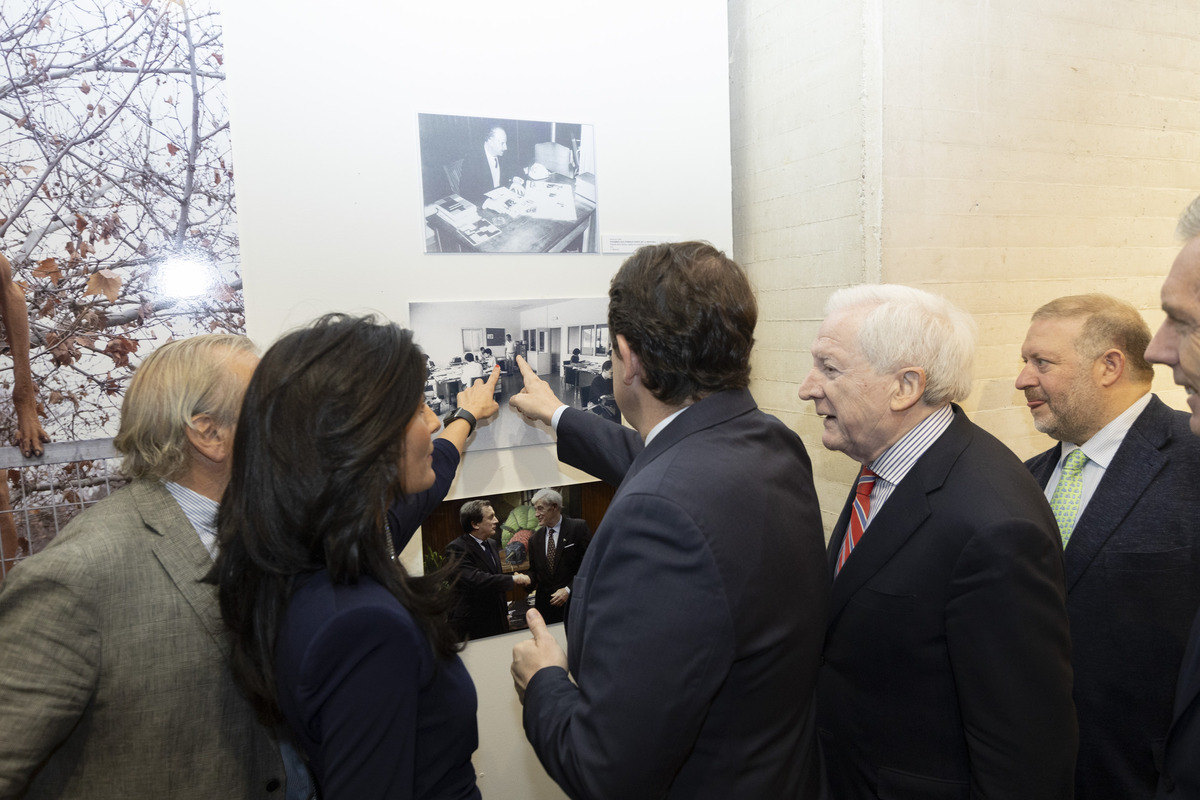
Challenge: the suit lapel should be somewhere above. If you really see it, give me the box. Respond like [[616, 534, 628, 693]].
[[1026, 443, 1063, 490], [456, 534, 492, 572], [620, 389, 757, 490], [137, 481, 231, 660], [827, 411, 971, 625], [1061, 399, 1170, 590], [531, 528, 547, 573]]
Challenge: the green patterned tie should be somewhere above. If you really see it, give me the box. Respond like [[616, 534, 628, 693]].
[[1049, 449, 1089, 545]]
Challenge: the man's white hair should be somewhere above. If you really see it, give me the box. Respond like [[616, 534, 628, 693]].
[[532, 488, 562, 508], [825, 284, 977, 407], [1177, 193, 1200, 240]]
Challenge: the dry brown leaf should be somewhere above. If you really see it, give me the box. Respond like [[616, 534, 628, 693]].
[[37, 15, 50, 30], [103, 337, 138, 368], [166, 142, 179, 156], [120, 57, 136, 68], [85, 269, 122, 303], [75, 213, 87, 232], [33, 258, 62, 285], [80, 80, 90, 94], [16, 117, 27, 129]]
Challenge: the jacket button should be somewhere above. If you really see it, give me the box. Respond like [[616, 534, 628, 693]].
[[266, 778, 281, 792], [819, 655, 826, 666]]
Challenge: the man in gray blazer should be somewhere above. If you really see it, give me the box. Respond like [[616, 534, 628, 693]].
[[1146, 193, 1200, 799], [1018, 294, 1200, 799], [0, 335, 297, 799]]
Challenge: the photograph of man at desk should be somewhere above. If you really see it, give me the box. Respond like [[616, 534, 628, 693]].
[[411, 297, 617, 452], [418, 113, 598, 254]]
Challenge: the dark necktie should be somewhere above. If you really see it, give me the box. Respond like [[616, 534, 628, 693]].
[[835, 467, 877, 577], [546, 528, 558, 572], [481, 540, 497, 571]]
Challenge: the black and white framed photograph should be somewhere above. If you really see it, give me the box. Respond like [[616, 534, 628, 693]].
[[410, 297, 618, 452], [418, 113, 597, 254]]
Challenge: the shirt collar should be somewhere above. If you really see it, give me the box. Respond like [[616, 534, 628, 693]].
[[1060, 391, 1151, 470], [163, 481, 219, 560], [869, 404, 956, 487], [644, 405, 690, 447]]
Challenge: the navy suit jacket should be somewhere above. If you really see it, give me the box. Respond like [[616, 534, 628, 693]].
[[458, 147, 516, 207], [1159, 609, 1200, 798], [528, 516, 591, 625], [1025, 395, 1200, 800], [445, 534, 512, 641], [819, 406, 1077, 799], [522, 389, 829, 800]]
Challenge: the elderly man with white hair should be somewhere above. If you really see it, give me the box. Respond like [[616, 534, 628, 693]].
[[527, 488, 591, 627], [798, 284, 1077, 799]]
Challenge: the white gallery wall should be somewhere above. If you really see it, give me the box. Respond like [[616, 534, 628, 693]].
[[219, 2, 732, 798], [220, 0, 732, 509]]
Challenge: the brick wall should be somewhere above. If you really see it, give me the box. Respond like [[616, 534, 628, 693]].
[[729, 0, 1200, 533]]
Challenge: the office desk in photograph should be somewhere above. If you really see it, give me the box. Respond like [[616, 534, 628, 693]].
[[429, 369, 461, 407], [429, 369, 502, 408], [427, 174, 597, 254]]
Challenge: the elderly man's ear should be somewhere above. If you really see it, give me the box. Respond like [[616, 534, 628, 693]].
[[890, 367, 927, 412], [186, 414, 235, 464]]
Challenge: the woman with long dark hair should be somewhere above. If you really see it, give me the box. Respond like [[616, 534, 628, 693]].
[[215, 314, 487, 799]]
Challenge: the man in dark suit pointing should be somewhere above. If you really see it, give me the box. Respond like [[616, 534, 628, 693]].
[[526, 488, 590, 626], [799, 284, 1076, 799], [509, 242, 828, 799], [1017, 293, 1200, 800]]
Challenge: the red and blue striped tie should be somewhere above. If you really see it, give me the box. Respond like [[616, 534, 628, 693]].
[[836, 467, 877, 577]]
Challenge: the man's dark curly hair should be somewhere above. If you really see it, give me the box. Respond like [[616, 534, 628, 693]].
[[608, 241, 756, 405]]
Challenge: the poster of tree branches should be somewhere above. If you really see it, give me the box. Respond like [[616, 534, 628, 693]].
[[0, 0, 244, 568], [1, 0, 244, 446]]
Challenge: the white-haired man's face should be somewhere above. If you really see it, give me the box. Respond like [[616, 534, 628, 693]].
[[1147, 235, 1200, 435], [534, 500, 561, 529], [797, 308, 905, 465]]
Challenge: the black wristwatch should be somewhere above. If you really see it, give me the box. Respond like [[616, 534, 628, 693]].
[[443, 407, 477, 436]]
